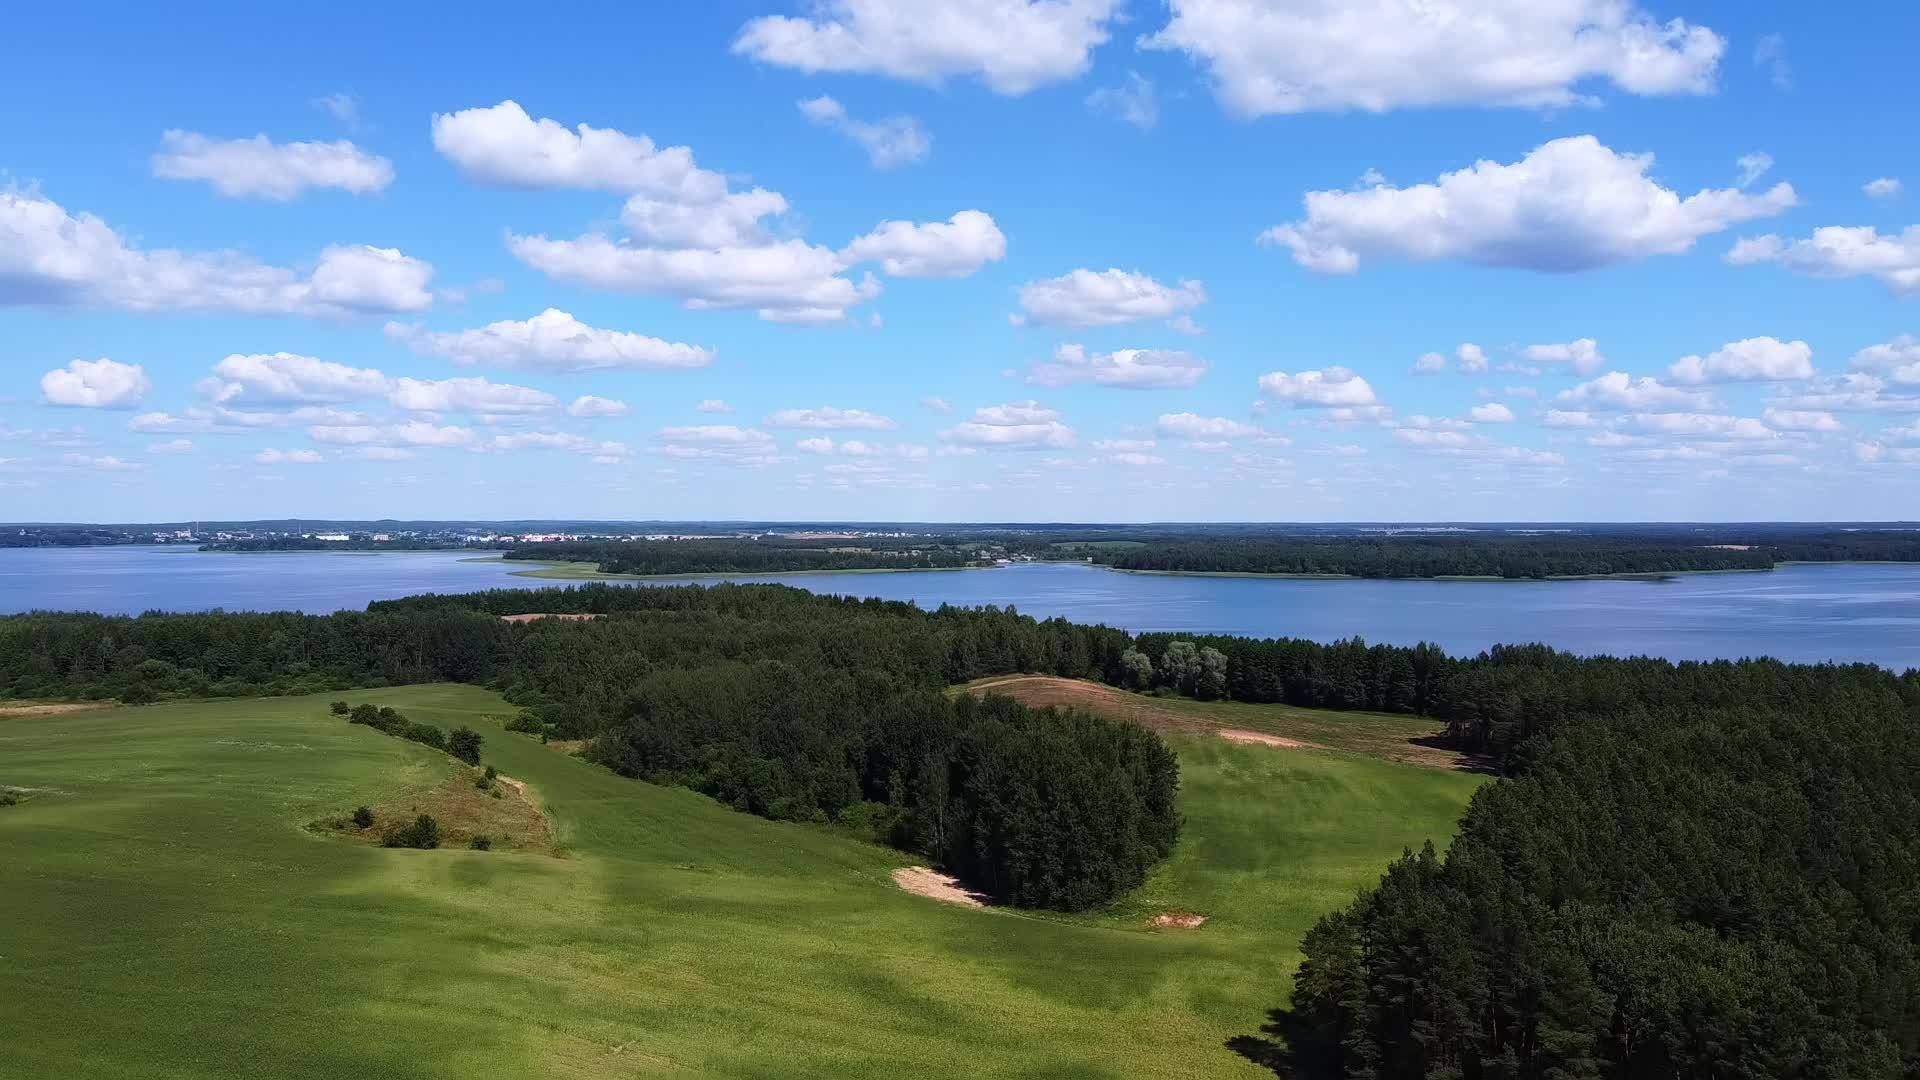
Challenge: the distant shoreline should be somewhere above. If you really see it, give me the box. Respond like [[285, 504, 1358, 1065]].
[[460, 557, 996, 582], [1098, 565, 1780, 583]]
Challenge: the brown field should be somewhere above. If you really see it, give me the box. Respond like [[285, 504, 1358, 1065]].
[[500, 612, 605, 624], [960, 675, 1483, 771], [0, 702, 111, 719]]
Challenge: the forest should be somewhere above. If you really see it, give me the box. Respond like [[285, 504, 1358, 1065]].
[[4, 582, 1919, 1066], [503, 538, 977, 574], [1088, 531, 1920, 578]]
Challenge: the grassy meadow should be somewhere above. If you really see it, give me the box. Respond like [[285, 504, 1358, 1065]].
[[1, 685, 1482, 1078]]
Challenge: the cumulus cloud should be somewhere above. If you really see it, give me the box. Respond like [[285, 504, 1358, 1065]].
[[1851, 336, 1920, 384], [568, 395, 629, 418], [1157, 413, 1256, 439], [0, 191, 433, 315], [944, 400, 1074, 448], [1141, 0, 1723, 116], [1412, 352, 1448, 375], [1257, 367, 1380, 409], [388, 376, 556, 416], [1456, 343, 1489, 373], [40, 358, 150, 408], [199, 353, 389, 405], [796, 436, 836, 454], [654, 424, 779, 466], [733, 0, 1119, 94], [432, 100, 720, 196], [1622, 412, 1775, 440], [1667, 336, 1813, 384], [64, 453, 144, 471], [1726, 226, 1920, 297], [255, 448, 323, 465], [1015, 267, 1206, 327], [508, 231, 873, 324], [1544, 409, 1595, 427], [1025, 344, 1209, 389], [1865, 178, 1903, 201], [922, 396, 951, 414], [1774, 374, 1920, 414], [767, 406, 897, 431], [696, 399, 731, 414], [841, 211, 1006, 278], [1762, 408, 1842, 432], [147, 438, 195, 455], [1086, 72, 1158, 129], [152, 130, 393, 199], [797, 96, 930, 168], [386, 308, 712, 371], [1262, 136, 1796, 274], [1557, 372, 1712, 411], [308, 422, 478, 449], [1521, 338, 1606, 374], [1469, 403, 1514, 423]]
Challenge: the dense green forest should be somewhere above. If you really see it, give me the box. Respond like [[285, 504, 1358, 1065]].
[[1091, 532, 1920, 578], [503, 538, 976, 574], [5, 581, 1920, 1063]]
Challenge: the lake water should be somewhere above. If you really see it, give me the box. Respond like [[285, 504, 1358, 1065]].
[[3, 547, 1918, 670]]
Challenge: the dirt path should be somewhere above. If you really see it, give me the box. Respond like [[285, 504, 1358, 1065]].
[[0, 702, 108, 719], [1216, 729, 1317, 750], [892, 866, 989, 908]]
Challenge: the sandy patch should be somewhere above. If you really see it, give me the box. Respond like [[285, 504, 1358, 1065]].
[[496, 775, 531, 797], [0, 702, 107, 719], [892, 866, 989, 908], [500, 612, 604, 624], [1216, 729, 1315, 750], [1151, 912, 1208, 929]]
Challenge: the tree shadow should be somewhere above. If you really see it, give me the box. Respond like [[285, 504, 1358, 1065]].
[[1225, 1006, 1323, 1078], [1406, 733, 1502, 775]]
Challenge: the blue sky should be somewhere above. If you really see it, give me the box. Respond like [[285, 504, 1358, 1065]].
[[4, 1, 1918, 522]]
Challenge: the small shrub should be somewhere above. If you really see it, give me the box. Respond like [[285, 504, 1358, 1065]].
[[400, 721, 446, 750], [483, 765, 498, 781], [329, 701, 351, 716], [504, 710, 547, 735], [348, 703, 381, 726], [380, 814, 441, 849], [447, 726, 483, 765], [0, 792, 19, 808], [488, 788, 503, 799], [350, 805, 374, 829], [474, 775, 492, 790], [469, 834, 493, 851]]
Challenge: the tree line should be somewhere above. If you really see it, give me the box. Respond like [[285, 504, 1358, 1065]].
[[504, 539, 976, 575]]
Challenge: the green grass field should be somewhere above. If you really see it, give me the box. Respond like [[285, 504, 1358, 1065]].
[[0, 685, 1482, 1078]]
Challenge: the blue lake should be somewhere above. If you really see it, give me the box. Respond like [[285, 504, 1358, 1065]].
[[3, 546, 1918, 670]]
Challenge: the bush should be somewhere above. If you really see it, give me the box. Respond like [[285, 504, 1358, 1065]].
[[504, 710, 547, 735], [483, 764, 498, 781], [350, 805, 374, 829], [0, 792, 18, 807], [399, 721, 446, 750], [447, 726, 483, 765], [348, 703, 382, 726], [469, 834, 493, 851], [474, 775, 492, 790], [329, 701, 351, 715], [379, 814, 440, 849]]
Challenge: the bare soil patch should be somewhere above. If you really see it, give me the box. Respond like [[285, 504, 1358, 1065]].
[[1216, 729, 1316, 750], [892, 866, 990, 908], [500, 612, 604, 624], [0, 702, 108, 719], [315, 768, 556, 854], [1151, 911, 1209, 929]]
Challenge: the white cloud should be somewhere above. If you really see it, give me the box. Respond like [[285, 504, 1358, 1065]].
[[944, 400, 1074, 448], [508, 232, 869, 324], [1166, 314, 1205, 336], [309, 422, 477, 449], [1726, 226, 1920, 297], [1025, 344, 1209, 388], [1094, 438, 1157, 452], [1412, 352, 1448, 375], [796, 436, 836, 454], [1157, 413, 1256, 439], [1667, 336, 1813, 384], [696, 399, 732, 414], [1558, 372, 1711, 411], [64, 453, 143, 471], [1469, 403, 1514, 424], [1623, 412, 1775, 440], [389, 376, 557, 416], [1108, 451, 1166, 467], [1016, 267, 1206, 327], [314, 93, 359, 128], [1762, 408, 1842, 432], [841, 211, 1006, 278], [1456, 343, 1489, 373], [148, 438, 195, 455], [40, 358, 150, 408], [1852, 336, 1920, 384], [1735, 152, 1773, 190], [387, 308, 711, 371], [1753, 33, 1790, 90], [733, 0, 1120, 95], [568, 395, 629, 418], [255, 448, 323, 465], [1262, 136, 1795, 274], [655, 425, 779, 466], [1522, 338, 1606, 374], [1865, 178, 1903, 201], [797, 96, 930, 168], [152, 130, 393, 199], [1774, 374, 1920, 414], [1142, 0, 1723, 116], [432, 100, 722, 196], [1086, 72, 1158, 129], [767, 406, 897, 431], [0, 191, 433, 315], [922, 396, 952, 414], [1544, 409, 1595, 428], [200, 353, 389, 405], [1257, 367, 1379, 408]]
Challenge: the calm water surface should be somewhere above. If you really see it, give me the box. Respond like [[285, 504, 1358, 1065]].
[[4, 547, 1917, 669]]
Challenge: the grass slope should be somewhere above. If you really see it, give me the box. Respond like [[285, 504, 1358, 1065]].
[[0, 685, 1481, 1078]]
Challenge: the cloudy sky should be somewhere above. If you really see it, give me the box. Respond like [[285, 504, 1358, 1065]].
[[5, 2, 1918, 522]]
